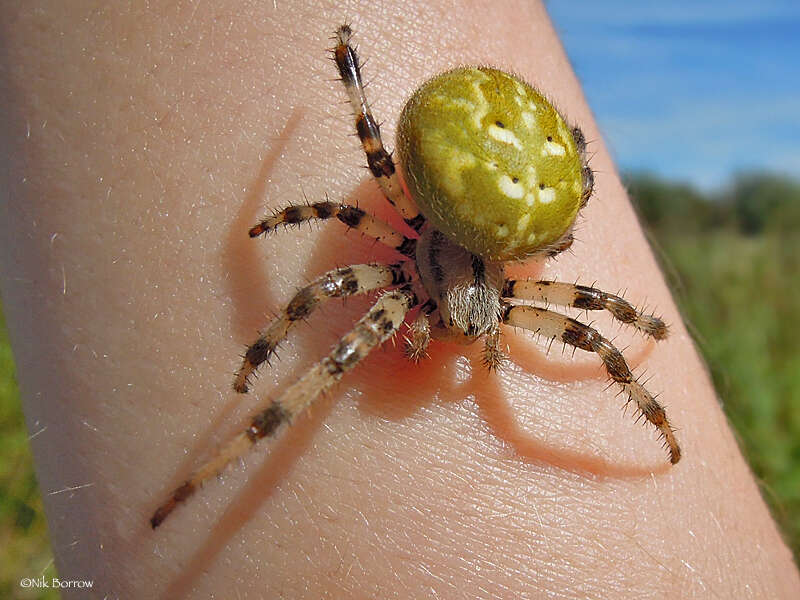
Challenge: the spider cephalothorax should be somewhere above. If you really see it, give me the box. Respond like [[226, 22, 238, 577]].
[[151, 24, 679, 529]]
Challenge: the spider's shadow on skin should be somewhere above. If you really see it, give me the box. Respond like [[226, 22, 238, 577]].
[[315, 187, 665, 478], [155, 126, 664, 599], [226, 159, 666, 487]]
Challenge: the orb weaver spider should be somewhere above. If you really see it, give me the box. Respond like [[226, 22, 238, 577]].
[[151, 24, 680, 529]]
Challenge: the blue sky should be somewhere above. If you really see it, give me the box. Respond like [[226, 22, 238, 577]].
[[546, 1, 800, 189]]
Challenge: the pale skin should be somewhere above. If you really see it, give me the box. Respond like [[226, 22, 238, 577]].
[[0, 1, 797, 598]]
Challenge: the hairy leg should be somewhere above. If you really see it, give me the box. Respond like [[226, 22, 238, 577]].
[[503, 304, 679, 463], [249, 201, 417, 258], [482, 325, 505, 371], [404, 311, 431, 362], [402, 298, 436, 361], [570, 126, 594, 207], [234, 262, 410, 392], [153, 288, 416, 527], [333, 25, 425, 232], [503, 279, 667, 339]]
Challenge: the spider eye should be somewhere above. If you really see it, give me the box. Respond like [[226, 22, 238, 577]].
[[397, 67, 584, 261]]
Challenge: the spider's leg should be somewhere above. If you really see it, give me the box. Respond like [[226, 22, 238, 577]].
[[152, 288, 417, 529], [235, 263, 410, 393], [333, 25, 425, 233], [502, 279, 667, 339], [502, 304, 680, 464], [250, 201, 417, 258], [482, 325, 505, 371], [404, 299, 437, 362], [542, 230, 575, 258], [570, 126, 595, 208]]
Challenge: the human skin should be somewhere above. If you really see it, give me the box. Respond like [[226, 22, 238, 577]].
[[1, 1, 798, 598]]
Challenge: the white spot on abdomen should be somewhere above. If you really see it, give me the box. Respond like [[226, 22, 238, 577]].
[[516, 213, 531, 232], [498, 175, 524, 199], [488, 124, 523, 149], [539, 187, 556, 203], [441, 146, 477, 197], [522, 111, 536, 129], [446, 97, 477, 112], [542, 141, 566, 156], [469, 73, 490, 129]]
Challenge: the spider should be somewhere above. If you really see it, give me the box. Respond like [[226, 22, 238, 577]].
[[150, 24, 680, 529]]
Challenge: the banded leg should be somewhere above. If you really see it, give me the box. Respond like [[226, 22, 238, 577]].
[[502, 279, 668, 339], [249, 201, 417, 258], [502, 305, 680, 464], [580, 166, 594, 207], [482, 326, 505, 371], [152, 288, 417, 528], [333, 25, 425, 232], [570, 126, 594, 207], [234, 263, 409, 393], [403, 299, 437, 361]]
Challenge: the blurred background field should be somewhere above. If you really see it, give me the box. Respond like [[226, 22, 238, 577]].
[[626, 171, 800, 556], [0, 304, 58, 600]]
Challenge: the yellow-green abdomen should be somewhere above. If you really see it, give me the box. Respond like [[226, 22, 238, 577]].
[[397, 67, 583, 261]]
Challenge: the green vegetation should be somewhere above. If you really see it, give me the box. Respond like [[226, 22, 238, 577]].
[[627, 171, 800, 558], [0, 304, 58, 599], [0, 172, 797, 595]]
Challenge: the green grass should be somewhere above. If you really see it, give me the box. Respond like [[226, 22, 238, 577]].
[[0, 303, 59, 600], [627, 170, 800, 558], [653, 230, 800, 553]]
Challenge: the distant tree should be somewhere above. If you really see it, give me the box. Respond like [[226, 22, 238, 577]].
[[623, 172, 726, 233], [727, 173, 800, 235]]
